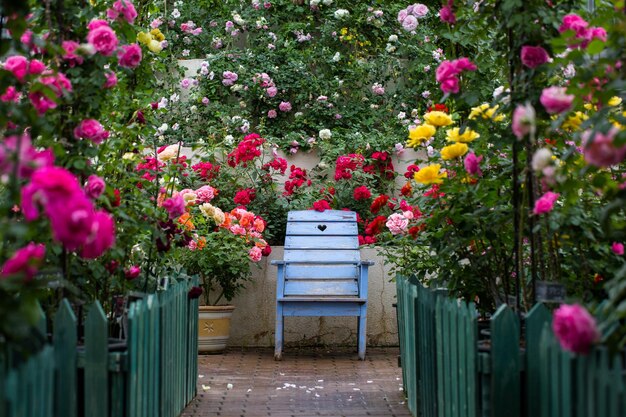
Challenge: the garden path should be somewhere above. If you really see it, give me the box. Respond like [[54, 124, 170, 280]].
[[180, 347, 411, 417]]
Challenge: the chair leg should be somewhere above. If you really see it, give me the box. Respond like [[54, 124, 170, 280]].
[[357, 309, 367, 360], [274, 304, 284, 360]]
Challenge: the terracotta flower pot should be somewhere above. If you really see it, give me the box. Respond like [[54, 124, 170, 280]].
[[198, 305, 235, 353]]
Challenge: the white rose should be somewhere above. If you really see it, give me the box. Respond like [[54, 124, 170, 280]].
[[531, 148, 553, 172], [319, 129, 332, 140], [332, 52, 341, 62], [334, 9, 349, 19], [388, 34, 398, 42]]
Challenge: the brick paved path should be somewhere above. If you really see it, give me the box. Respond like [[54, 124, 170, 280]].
[[180, 347, 411, 417]]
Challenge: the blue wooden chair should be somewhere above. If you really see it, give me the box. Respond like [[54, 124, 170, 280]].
[[272, 210, 374, 360]]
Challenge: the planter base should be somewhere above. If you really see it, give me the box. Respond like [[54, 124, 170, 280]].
[[198, 305, 235, 354]]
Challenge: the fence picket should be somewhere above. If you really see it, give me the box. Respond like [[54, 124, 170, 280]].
[[524, 303, 550, 417], [84, 302, 108, 417], [490, 305, 520, 417], [435, 296, 444, 417], [54, 300, 77, 417]]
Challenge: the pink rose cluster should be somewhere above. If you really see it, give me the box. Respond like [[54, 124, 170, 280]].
[[2, 55, 74, 114], [180, 21, 203, 36], [552, 304, 600, 354], [559, 14, 607, 49], [86, 16, 142, 69], [222, 71, 239, 86], [397, 3, 429, 32], [0, 134, 54, 179], [1, 242, 46, 282], [435, 57, 477, 94], [21, 166, 115, 259], [533, 191, 559, 215], [278, 101, 292, 112], [106, 0, 138, 25], [74, 119, 110, 144], [581, 127, 626, 168]]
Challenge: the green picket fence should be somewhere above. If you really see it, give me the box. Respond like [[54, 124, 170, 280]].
[[396, 276, 626, 417], [0, 277, 199, 417]]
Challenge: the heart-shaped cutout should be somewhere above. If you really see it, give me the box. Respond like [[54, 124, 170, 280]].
[[317, 224, 327, 232]]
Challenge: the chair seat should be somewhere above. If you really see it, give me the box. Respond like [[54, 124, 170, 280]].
[[278, 297, 367, 303]]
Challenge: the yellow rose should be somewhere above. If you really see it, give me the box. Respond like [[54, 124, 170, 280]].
[[200, 203, 216, 218], [212, 207, 226, 225], [446, 127, 480, 143], [148, 39, 163, 53], [423, 111, 454, 127], [608, 96, 622, 107], [440, 142, 469, 160], [414, 164, 447, 185], [561, 111, 588, 132], [150, 28, 165, 42], [137, 31, 153, 45], [469, 103, 504, 121], [407, 124, 436, 148]]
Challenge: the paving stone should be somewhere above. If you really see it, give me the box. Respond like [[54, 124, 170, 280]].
[[180, 347, 411, 417]]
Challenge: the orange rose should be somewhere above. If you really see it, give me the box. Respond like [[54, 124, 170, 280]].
[[177, 212, 195, 231]]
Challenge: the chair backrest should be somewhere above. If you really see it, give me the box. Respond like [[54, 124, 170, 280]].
[[282, 210, 361, 297]]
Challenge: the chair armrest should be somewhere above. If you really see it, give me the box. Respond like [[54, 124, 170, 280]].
[[361, 260, 375, 266], [271, 260, 374, 266], [270, 260, 286, 265]]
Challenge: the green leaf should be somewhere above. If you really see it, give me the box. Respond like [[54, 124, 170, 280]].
[[586, 40, 605, 55]]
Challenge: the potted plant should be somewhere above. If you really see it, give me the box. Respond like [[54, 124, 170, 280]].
[[173, 195, 269, 353]]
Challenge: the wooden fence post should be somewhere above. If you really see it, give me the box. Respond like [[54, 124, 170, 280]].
[[525, 303, 550, 417]]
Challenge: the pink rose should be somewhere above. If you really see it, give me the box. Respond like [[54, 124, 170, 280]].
[[47, 195, 96, 251], [464, 152, 483, 176], [512, 103, 536, 139], [533, 191, 559, 215], [81, 210, 116, 259], [4, 55, 28, 82], [397, 9, 408, 23], [0, 134, 54, 179], [1, 86, 20, 103], [267, 109, 277, 118], [386, 213, 409, 235], [125, 265, 141, 280], [117, 44, 142, 68], [581, 127, 626, 168], [439, 5, 456, 24], [104, 71, 118, 88], [552, 304, 599, 354], [1, 242, 46, 281], [162, 194, 186, 219], [195, 185, 216, 202], [74, 119, 110, 144], [248, 246, 262, 262], [402, 15, 418, 31], [62, 41, 84, 67], [107, 0, 138, 24], [266, 86, 278, 97], [521, 46, 549, 69], [28, 59, 46, 76], [20, 167, 83, 221], [28, 92, 57, 114], [540, 86, 574, 114], [86, 23, 118, 56], [40, 71, 72, 96], [85, 175, 106, 199], [278, 101, 292, 112], [559, 14, 588, 37], [222, 71, 238, 86], [611, 242, 624, 256]]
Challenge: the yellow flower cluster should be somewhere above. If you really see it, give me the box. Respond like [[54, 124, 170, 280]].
[[137, 29, 165, 53], [200, 203, 226, 226], [561, 111, 588, 132], [468, 103, 505, 122]]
